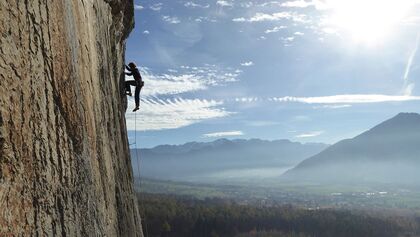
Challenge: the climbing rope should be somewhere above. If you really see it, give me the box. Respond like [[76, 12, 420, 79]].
[[130, 106, 149, 237]]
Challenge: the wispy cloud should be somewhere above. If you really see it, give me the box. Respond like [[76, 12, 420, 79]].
[[233, 12, 292, 22], [228, 94, 420, 105], [140, 74, 207, 96], [282, 36, 295, 42], [203, 131, 244, 138], [126, 98, 232, 131], [150, 3, 163, 11], [241, 61, 254, 67], [234, 97, 259, 103], [280, 0, 329, 9], [220, 94, 420, 105], [296, 131, 324, 138], [245, 120, 281, 127], [265, 26, 287, 34], [233, 12, 309, 23], [270, 94, 420, 104], [124, 66, 241, 131], [281, 36, 296, 46], [184, 1, 210, 8], [217, 0, 234, 7], [281, 0, 315, 8], [403, 33, 419, 95], [178, 65, 241, 84], [194, 17, 208, 22], [313, 104, 352, 109], [134, 66, 241, 97], [134, 4, 144, 10], [240, 2, 254, 8], [162, 16, 181, 24]]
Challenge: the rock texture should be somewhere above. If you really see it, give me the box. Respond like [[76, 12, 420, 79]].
[[0, 0, 143, 236]]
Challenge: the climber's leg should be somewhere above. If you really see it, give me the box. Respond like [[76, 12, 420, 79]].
[[132, 82, 143, 112], [132, 86, 140, 112], [125, 80, 136, 96]]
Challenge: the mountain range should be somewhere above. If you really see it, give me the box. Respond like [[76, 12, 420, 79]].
[[283, 113, 420, 185], [132, 139, 328, 181]]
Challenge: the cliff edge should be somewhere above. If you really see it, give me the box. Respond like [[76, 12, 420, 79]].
[[0, 0, 143, 236]]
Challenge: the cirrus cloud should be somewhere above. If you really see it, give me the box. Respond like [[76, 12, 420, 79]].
[[233, 12, 309, 23], [125, 65, 240, 131], [270, 94, 420, 104], [126, 98, 232, 131], [162, 16, 181, 24], [217, 0, 234, 7], [203, 131, 244, 138], [241, 61, 254, 67], [184, 1, 210, 8], [134, 66, 241, 97], [233, 12, 292, 22], [296, 131, 324, 138], [265, 26, 287, 34], [150, 3, 163, 11], [134, 4, 144, 10]]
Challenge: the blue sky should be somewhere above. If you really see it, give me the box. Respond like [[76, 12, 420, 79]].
[[125, 0, 420, 148]]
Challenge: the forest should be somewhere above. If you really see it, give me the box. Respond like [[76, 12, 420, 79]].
[[137, 193, 420, 237]]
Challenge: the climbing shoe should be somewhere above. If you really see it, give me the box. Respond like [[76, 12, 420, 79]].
[[133, 106, 140, 112]]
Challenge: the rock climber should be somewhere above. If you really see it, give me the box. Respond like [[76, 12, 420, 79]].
[[125, 62, 144, 112]]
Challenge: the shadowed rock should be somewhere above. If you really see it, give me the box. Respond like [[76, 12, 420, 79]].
[[0, 1, 142, 236]]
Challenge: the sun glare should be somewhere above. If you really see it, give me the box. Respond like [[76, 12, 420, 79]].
[[325, 0, 414, 44]]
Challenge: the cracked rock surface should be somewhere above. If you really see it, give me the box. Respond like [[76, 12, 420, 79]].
[[0, 0, 143, 236]]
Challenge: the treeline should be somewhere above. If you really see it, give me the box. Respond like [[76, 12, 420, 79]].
[[137, 193, 420, 237]]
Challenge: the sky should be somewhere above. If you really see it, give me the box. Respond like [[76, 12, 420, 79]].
[[125, 0, 420, 148]]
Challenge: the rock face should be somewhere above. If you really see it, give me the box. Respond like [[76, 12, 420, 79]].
[[0, 0, 143, 236]]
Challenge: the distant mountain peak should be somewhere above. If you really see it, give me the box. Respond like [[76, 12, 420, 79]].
[[387, 112, 420, 123], [357, 112, 420, 139], [283, 112, 420, 184], [388, 112, 420, 124], [395, 112, 420, 117], [213, 138, 232, 144]]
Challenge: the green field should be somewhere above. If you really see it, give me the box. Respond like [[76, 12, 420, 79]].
[[135, 178, 420, 211]]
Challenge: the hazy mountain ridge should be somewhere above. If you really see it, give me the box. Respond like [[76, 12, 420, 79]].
[[284, 113, 420, 185], [134, 139, 328, 181], [145, 138, 326, 154]]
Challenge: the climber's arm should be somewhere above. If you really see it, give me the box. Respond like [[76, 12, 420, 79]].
[[125, 65, 133, 76]]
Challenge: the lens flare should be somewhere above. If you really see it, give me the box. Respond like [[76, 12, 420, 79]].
[[324, 0, 415, 44]]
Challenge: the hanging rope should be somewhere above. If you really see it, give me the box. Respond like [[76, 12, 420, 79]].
[[130, 105, 150, 237]]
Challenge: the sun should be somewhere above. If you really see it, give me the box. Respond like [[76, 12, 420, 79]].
[[325, 0, 414, 44]]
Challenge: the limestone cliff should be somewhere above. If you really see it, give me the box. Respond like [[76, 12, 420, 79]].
[[0, 0, 143, 236]]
